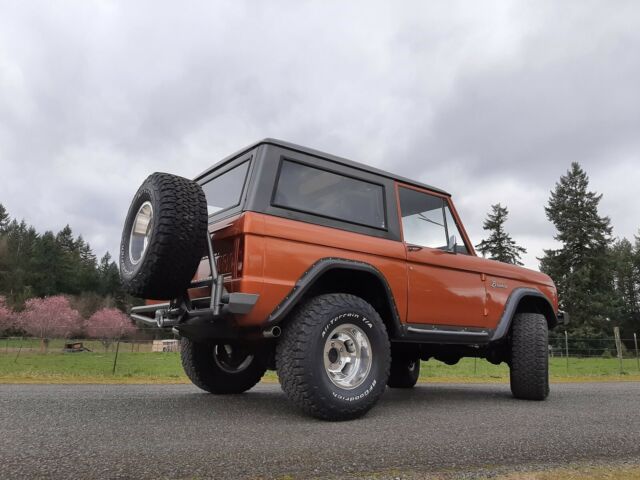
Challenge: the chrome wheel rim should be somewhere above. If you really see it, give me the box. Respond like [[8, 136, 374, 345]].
[[129, 201, 153, 265], [213, 344, 254, 373], [323, 323, 372, 390]]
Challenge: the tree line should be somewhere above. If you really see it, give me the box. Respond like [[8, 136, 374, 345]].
[[0, 203, 134, 322], [476, 163, 640, 340]]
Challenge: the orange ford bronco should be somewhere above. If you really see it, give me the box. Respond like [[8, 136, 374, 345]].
[[120, 139, 567, 420]]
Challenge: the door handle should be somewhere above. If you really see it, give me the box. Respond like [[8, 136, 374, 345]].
[[407, 245, 423, 252]]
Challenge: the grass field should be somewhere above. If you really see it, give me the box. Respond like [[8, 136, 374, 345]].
[[2, 343, 639, 384], [360, 462, 640, 480]]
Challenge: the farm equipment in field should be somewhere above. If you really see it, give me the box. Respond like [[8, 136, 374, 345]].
[[63, 342, 91, 353]]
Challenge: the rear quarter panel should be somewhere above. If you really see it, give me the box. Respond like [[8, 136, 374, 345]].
[[215, 212, 408, 327]]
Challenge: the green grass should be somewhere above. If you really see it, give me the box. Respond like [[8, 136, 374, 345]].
[[336, 462, 640, 479], [1, 347, 639, 384], [423, 356, 640, 379], [0, 337, 155, 352], [0, 351, 186, 383]]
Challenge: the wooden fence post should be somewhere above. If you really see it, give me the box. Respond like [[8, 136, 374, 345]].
[[564, 331, 569, 372], [634, 333, 639, 372], [112, 340, 120, 375], [14, 337, 23, 363], [614, 327, 623, 374]]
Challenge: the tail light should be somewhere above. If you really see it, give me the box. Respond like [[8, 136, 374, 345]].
[[235, 236, 244, 277], [213, 234, 244, 279]]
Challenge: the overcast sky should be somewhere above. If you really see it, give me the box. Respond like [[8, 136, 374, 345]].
[[1, 1, 639, 270]]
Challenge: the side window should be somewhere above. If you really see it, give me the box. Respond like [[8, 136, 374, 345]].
[[399, 187, 447, 248], [273, 160, 386, 229], [201, 161, 250, 216], [399, 187, 470, 253], [444, 204, 469, 255]]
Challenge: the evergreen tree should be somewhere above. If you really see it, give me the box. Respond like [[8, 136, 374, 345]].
[[610, 237, 640, 335], [0, 208, 129, 312], [475, 204, 527, 265], [1, 219, 39, 303], [98, 252, 120, 294], [74, 236, 99, 293], [0, 204, 9, 233], [540, 162, 614, 334], [32, 231, 64, 296], [55, 225, 79, 293], [55, 225, 76, 253], [0, 205, 10, 292]]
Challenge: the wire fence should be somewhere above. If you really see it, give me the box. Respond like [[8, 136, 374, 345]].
[[3, 330, 637, 356], [549, 333, 639, 357], [0, 337, 179, 354], [1, 331, 639, 378]]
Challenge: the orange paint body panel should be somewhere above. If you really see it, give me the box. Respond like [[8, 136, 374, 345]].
[[190, 211, 407, 327], [187, 209, 556, 331], [405, 249, 556, 329]]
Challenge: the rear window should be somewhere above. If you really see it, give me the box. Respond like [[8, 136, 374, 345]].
[[201, 161, 250, 215], [272, 160, 386, 229]]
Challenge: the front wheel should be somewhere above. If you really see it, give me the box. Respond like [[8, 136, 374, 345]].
[[276, 293, 390, 421], [509, 312, 549, 400], [181, 338, 267, 394]]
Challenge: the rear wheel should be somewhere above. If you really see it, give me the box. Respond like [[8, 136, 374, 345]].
[[388, 354, 420, 388], [509, 312, 549, 400], [180, 338, 267, 394], [276, 293, 390, 421]]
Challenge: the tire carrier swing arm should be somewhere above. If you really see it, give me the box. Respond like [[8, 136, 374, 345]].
[[130, 231, 259, 330]]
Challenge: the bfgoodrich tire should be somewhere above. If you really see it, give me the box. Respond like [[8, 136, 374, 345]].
[[509, 312, 549, 400], [387, 353, 420, 388], [119, 172, 208, 300], [276, 294, 390, 421], [180, 338, 268, 394]]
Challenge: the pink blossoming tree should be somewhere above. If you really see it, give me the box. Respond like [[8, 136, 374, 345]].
[[85, 308, 136, 348], [17, 296, 83, 351]]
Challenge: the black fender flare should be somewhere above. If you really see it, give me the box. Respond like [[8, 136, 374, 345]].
[[489, 287, 558, 342], [266, 257, 403, 335]]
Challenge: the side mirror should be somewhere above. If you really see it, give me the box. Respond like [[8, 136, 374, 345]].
[[446, 235, 457, 254]]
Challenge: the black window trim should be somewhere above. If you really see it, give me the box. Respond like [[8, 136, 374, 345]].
[[199, 154, 253, 222], [270, 156, 389, 232], [442, 200, 449, 244], [443, 200, 471, 255]]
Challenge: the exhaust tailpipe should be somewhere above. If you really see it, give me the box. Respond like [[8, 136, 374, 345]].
[[263, 326, 281, 338]]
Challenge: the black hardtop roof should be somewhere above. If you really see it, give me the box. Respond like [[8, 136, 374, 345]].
[[195, 138, 450, 196]]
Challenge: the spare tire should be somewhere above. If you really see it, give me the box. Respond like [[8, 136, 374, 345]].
[[119, 172, 208, 300]]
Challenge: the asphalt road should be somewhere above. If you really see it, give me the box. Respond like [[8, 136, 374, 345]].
[[1, 382, 639, 479]]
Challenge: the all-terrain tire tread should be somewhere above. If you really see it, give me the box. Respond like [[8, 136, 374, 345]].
[[510, 312, 549, 400], [120, 172, 208, 299], [276, 293, 390, 420]]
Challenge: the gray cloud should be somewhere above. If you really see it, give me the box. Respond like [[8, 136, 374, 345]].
[[0, 1, 639, 269]]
